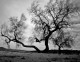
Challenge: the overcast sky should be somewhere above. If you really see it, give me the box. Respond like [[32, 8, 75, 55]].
[[0, 0, 80, 50]]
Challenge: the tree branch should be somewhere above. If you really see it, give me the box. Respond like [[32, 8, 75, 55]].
[[1, 30, 14, 42], [13, 39, 40, 52]]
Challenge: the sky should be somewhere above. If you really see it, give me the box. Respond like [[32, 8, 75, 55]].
[[0, 0, 80, 50]]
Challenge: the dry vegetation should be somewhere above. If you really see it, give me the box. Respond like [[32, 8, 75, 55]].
[[0, 50, 80, 62]]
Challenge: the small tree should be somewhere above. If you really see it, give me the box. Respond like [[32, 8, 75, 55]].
[[29, 0, 80, 52], [0, 14, 40, 52], [52, 29, 76, 53]]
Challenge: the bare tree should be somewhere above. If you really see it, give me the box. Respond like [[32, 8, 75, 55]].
[[29, 0, 80, 52], [0, 13, 41, 52]]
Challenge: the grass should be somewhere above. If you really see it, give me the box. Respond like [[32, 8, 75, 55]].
[[0, 49, 80, 62]]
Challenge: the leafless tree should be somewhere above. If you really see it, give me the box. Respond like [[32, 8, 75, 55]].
[[29, 0, 80, 52], [0, 14, 41, 52]]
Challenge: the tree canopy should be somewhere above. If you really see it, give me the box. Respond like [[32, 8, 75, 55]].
[[29, 0, 80, 52]]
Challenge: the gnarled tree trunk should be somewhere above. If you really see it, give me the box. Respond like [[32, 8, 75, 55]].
[[43, 31, 53, 52]]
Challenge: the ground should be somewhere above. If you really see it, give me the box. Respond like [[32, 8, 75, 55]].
[[0, 51, 80, 62]]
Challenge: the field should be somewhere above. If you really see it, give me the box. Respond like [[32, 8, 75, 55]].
[[0, 50, 80, 62]]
